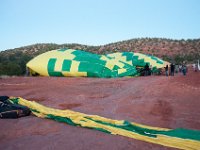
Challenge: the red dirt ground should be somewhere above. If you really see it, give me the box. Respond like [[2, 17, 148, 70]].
[[0, 69, 200, 150]]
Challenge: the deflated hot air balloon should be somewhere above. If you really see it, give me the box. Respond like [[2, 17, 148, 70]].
[[26, 48, 169, 77]]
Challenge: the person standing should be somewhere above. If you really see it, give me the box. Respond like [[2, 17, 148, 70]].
[[144, 63, 150, 76], [195, 63, 198, 72], [179, 65, 182, 73], [182, 64, 187, 76], [170, 63, 175, 76], [165, 65, 169, 76], [175, 64, 179, 73]]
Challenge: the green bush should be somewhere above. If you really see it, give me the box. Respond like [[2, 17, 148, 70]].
[[0, 62, 22, 75]]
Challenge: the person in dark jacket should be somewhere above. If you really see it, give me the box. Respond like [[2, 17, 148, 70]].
[[165, 65, 169, 76], [182, 64, 187, 76], [144, 63, 150, 76], [0, 96, 31, 119], [170, 63, 175, 76]]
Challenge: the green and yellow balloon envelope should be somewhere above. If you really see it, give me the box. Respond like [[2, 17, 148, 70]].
[[26, 48, 169, 77]]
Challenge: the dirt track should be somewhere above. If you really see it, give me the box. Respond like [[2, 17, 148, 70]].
[[0, 70, 200, 150]]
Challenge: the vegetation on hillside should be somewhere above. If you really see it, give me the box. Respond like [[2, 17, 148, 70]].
[[0, 38, 200, 75]]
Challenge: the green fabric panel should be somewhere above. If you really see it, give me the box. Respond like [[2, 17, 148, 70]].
[[9, 98, 19, 104], [110, 70, 119, 78], [118, 68, 138, 77], [46, 114, 111, 134], [122, 52, 133, 61], [78, 62, 102, 72], [87, 72, 100, 77], [46, 114, 77, 126], [79, 62, 111, 77], [97, 67, 113, 78], [72, 50, 100, 59], [104, 69, 116, 78], [113, 65, 120, 71], [72, 50, 106, 66], [159, 128, 200, 141], [84, 117, 200, 141], [62, 60, 72, 71], [84, 117, 157, 138], [104, 55, 112, 59], [30, 109, 40, 113], [132, 56, 146, 67], [72, 50, 106, 65], [47, 59, 64, 77], [94, 127, 111, 134], [151, 56, 164, 64], [146, 55, 164, 64], [73, 56, 106, 66], [120, 62, 134, 69]]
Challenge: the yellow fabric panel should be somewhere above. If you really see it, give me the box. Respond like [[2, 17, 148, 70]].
[[70, 61, 80, 72], [114, 61, 125, 68], [124, 60, 132, 65], [105, 60, 125, 70], [100, 55, 109, 61], [27, 49, 76, 75], [100, 55, 125, 70], [134, 53, 159, 67], [54, 58, 65, 72], [134, 53, 164, 68], [61, 49, 76, 59], [105, 61, 115, 70], [118, 68, 127, 74], [62, 72, 87, 77], [54, 50, 75, 71], [62, 49, 75, 54], [107, 53, 133, 65], [26, 51, 51, 76], [107, 52, 123, 58], [100, 56, 115, 70], [156, 135, 200, 150], [32, 111, 46, 118]]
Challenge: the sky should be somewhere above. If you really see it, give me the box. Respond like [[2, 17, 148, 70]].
[[0, 0, 200, 51]]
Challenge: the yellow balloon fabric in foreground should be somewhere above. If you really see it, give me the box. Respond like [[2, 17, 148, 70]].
[[26, 49, 169, 77], [10, 97, 200, 150]]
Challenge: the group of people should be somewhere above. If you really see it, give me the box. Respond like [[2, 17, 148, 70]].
[[165, 63, 187, 76], [142, 61, 199, 77]]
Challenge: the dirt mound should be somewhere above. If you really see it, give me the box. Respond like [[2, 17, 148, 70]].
[[0, 71, 200, 150]]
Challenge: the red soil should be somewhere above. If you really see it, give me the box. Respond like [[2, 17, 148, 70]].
[[0, 69, 200, 150]]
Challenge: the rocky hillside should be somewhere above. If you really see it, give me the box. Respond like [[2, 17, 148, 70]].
[[0, 38, 200, 75]]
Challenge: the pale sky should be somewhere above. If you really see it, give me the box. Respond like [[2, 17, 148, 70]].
[[0, 0, 200, 51]]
